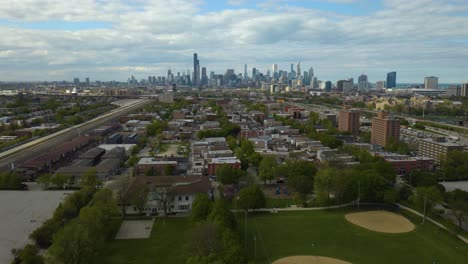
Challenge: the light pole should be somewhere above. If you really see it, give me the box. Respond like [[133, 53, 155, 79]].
[[254, 235, 257, 260], [357, 180, 361, 209], [244, 210, 247, 250], [422, 192, 427, 224]]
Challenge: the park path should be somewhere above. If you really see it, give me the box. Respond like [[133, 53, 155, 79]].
[[232, 201, 356, 213], [397, 203, 468, 244]]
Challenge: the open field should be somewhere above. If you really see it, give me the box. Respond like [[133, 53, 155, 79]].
[[241, 209, 468, 264], [100, 209, 468, 264], [101, 217, 191, 264], [273, 256, 351, 264], [345, 211, 415, 233], [0, 189, 73, 263]]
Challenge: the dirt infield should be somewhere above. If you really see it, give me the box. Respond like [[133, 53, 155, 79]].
[[273, 256, 352, 264], [345, 211, 415, 233]]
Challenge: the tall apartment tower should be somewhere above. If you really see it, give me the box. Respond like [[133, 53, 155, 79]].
[[193, 53, 200, 86], [201, 67, 207, 85], [272, 64, 278, 74], [462, 83, 468, 97], [338, 106, 361, 136], [424, 76, 439, 89], [244, 64, 248, 80], [371, 111, 400, 147], [386, 72, 397, 88]]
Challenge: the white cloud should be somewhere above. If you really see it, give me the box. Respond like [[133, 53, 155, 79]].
[[0, 0, 467, 82]]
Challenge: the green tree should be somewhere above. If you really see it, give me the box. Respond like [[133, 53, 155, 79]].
[[410, 186, 443, 223], [314, 167, 336, 205], [50, 173, 70, 189], [208, 199, 236, 230], [258, 156, 277, 184], [447, 189, 468, 229], [129, 185, 148, 214], [11, 244, 44, 264], [286, 161, 316, 198], [248, 152, 263, 168], [37, 174, 52, 190], [127, 156, 140, 167], [237, 185, 265, 212], [80, 168, 99, 187], [191, 193, 213, 223], [215, 165, 243, 185], [164, 164, 174, 176], [48, 220, 95, 264], [0, 172, 23, 190], [226, 136, 237, 151], [442, 151, 468, 180]]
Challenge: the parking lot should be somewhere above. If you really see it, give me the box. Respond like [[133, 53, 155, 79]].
[[0, 187, 72, 263]]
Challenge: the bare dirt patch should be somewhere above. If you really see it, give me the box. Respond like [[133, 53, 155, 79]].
[[273, 256, 352, 264], [345, 211, 415, 234]]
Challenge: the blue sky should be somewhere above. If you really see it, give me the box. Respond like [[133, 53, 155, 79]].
[[0, 0, 467, 83]]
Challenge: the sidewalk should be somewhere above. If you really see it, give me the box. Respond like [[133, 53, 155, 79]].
[[397, 203, 468, 244], [232, 201, 355, 213]]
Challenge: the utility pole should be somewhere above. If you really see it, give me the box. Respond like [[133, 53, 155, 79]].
[[244, 210, 247, 250], [254, 235, 257, 260], [423, 192, 427, 224], [357, 180, 361, 209]]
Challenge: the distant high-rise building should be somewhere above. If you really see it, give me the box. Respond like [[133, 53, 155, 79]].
[[339, 106, 360, 136], [358, 74, 368, 90], [424, 76, 439, 89], [462, 83, 468, 97], [386, 72, 397, 88], [272, 64, 278, 74], [446, 87, 461, 97], [376, 81, 386, 90], [371, 111, 400, 147], [73, 78, 80, 85], [85, 77, 90, 85], [343, 81, 353, 93], [244, 64, 248, 80], [296, 62, 301, 78], [336, 80, 346, 92], [193, 53, 200, 86], [325, 81, 332, 92], [201, 67, 207, 85]]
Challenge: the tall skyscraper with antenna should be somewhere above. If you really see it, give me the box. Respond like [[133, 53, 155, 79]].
[[193, 53, 200, 86]]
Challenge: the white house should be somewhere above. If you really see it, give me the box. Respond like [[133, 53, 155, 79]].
[[124, 176, 212, 216]]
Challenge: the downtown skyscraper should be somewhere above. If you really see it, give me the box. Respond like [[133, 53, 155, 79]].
[[386, 71, 397, 88], [193, 53, 200, 86]]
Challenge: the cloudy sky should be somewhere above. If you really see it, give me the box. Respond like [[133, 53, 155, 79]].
[[0, 0, 467, 83]]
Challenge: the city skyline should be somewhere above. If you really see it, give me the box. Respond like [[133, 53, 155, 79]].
[[0, 0, 468, 82]]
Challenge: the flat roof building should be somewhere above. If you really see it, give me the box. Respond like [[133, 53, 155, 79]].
[[371, 111, 400, 147], [418, 137, 464, 164], [338, 106, 360, 136]]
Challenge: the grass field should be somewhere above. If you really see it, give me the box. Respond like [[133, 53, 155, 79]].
[[100, 209, 468, 264], [265, 197, 296, 208], [101, 217, 191, 264], [241, 209, 468, 264]]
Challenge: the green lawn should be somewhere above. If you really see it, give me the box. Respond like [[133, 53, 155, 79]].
[[101, 210, 468, 264], [101, 218, 191, 264], [240, 209, 468, 264], [265, 197, 296, 208]]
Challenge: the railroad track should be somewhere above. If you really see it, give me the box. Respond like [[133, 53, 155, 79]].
[[0, 99, 151, 172]]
